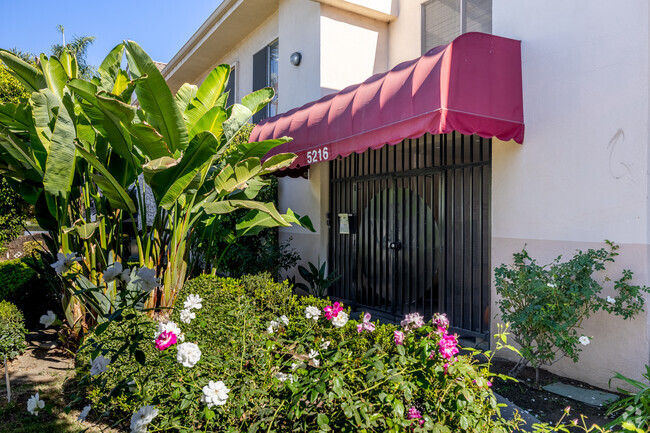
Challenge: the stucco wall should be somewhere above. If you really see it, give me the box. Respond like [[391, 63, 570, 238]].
[[491, 0, 650, 389], [387, 0, 426, 66], [196, 11, 280, 101]]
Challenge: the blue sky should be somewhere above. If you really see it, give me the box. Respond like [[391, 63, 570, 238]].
[[0, 1, 223, 67]]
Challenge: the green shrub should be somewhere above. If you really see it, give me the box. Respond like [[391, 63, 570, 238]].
[[0, 257, 58, 329], [495, 242, 650, 382], [76, 273, 523, 432], [0, 300, 28, 361]]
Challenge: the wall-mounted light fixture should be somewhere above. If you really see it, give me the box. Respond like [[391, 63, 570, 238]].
[[290, 52, 302, 66]]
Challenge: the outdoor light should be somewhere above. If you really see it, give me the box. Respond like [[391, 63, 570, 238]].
[[290, 52, 302, 66]]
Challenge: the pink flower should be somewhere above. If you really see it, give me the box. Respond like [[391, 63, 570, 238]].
[[324, 302, 343, 320], [406, 407, 422, 420], [438, 332, 459, 360], [400, 313, 425, 331], [443, 362, 450, 374], [432, 313, 449, 329], [394, 330, 405, 345], [487, 381, 492, 387], [356, 313, 375, 333], [155, 330, 177, 351]]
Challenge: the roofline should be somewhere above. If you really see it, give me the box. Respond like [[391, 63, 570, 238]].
[[162, 0, 242, 79]]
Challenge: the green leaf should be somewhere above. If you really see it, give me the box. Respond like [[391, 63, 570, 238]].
[[241, 87, 274, 115], [214, 158, 261, 194], [43, 104, 76, 199], [124, 40, 188, 152], [58, 51, 78, 80], [260, 153, 297, 174], [185, 65, 230, 129], [98, 44, 125, 93], [393, 400, 405, 419], [30, 88, 60, 153], [226, 138, 291, 165], [148, 131, 221, 209], [134, 349, 146, 366], [175, 83, 198, 117], [222, 104, 253, 143], [40, 54, 68, 100], [0, 103, 31, 132], [75, 144, 136, 213], [205, 200, 287, 225], [0, 128, 43, 182], [316, 413, 330, 431], [95, 321, 110, 336], [190, 106, 228, 140], [129, 123, 172, 160], [72, 220, 101, 240], [143, 156, 180, 173], [0, 49, 47, 92]]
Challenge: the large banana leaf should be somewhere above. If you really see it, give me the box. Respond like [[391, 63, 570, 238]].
[[58, 51, 78, 80], [75, 144, 136, 213], [175, 83, 198, 117], [0, 50, 47, 92], [214, 158, 262, 195], [124, 40, 188, 153], [98, 44, 125, 93], [224, 138, 291, 166], [30, 88, 60, 154], [235, 207, 314, 236], [0, 128, 43, 182], [203, 200, 288, 226], [184, 65, 230, 129], [189, 106, 227, 140], [43, 104, 76, 199], [0, 103, 31, 132], [40, 54, 68, 100], [147, 131, 222, 209], [241, 87, 274, 115]]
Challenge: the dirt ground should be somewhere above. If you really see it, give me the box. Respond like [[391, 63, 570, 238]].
[[490, 358, 621, 431], [0, 330, 118, 433]]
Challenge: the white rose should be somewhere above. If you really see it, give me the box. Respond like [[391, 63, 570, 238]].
[[280, 315, 289, 326], [26, 392, 45, 415], [130, 405, 159, 433], [606, 296, 616, 304], [305, 306, 321, 321], [39, 310, 57, 328], [183, 294, 203, 310], [180, 309, 195, 324], [578, 336, 590, 346], [201, 380, 230, 407], [332, 311, 349, 328], [176, 342, 201, 367], [154, 321, 184, 341], [90, 355, 110, 376]]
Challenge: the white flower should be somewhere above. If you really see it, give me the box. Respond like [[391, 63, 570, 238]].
[[135, 267, 160, 292], [275, 372, 294, 383], [332, 311, 349, 328], [89, 355, 110, 376], [183, 294, 203, 310], [50, 252, 82, 275], [400, 312, 425, 331], [26, 392, 45, 415], [308, 349, 319, 359], [579, 336, 591, 346], [130, 405, 159, 433], [103, 263, 131, 285], [201, 380, 230, 407], [180, 309, 195, 324], [154, 321, 184, 341], [291, 362, 306, 371], [176, 342, 201, 367], [267, 320, 280, 334], [313, 359, 320, 367], [39, 310, 56, 328], [606, 296, 616, 304], [280, 315, 289, 326], [77, 404, 91, 422], [305, 306, 321, 321], [320, 340, 331, 350], [547, 282, 556, 288]]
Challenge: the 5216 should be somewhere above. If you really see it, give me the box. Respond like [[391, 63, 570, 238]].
[[306, 147, 329, 164]]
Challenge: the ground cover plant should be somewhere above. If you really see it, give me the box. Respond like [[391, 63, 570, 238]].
[[0, 300, 27, 362], [495, 242, 650, 384]]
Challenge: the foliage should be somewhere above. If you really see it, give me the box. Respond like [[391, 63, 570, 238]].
[[0, 42, 312, 333], [76, 273, 528, 432], [51, 26, 96, 79], [0, 300, 28, 361], [494, 242, 650, 382], [0, 49, 33, 104], [605, 365, 650, 431], [191, 124, 301, 279], [293, 259, 341, 297], [0, 257, 59, 329], [0, 177, 29, 252], [531, 406, 644, 433]]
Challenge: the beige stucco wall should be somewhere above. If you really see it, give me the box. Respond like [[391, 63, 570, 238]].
[[491, 0, 650, 389], [387, 0, 426, 66]]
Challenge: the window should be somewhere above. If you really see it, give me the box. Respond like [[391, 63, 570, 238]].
[[224, 62, 237, 107], [421, 0, 492, 54], [252, 39, 279, 122]]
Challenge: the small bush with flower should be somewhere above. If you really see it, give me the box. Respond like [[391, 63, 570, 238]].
[[74, 273, 525, 432]]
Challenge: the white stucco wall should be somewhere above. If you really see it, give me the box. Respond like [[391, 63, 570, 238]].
[[196, 11, 280, 101], [491, 0, 650, 389], [388, 0, 426, 66]]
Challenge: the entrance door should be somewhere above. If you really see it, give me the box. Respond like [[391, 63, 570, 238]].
[[329, 132, 491, 338]]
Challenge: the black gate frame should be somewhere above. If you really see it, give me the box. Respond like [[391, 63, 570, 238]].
[[328, 131, 491, 338]]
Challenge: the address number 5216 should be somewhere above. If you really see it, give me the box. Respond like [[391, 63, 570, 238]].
[[306, 147, 329, 164]]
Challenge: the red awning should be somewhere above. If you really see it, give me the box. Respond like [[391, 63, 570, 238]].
[[250, 32, 524, 170]]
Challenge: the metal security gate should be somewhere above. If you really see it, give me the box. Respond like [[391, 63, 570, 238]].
[[328, 132, 491, 337]]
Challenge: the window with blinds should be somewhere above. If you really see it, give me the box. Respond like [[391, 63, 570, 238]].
[[252, 39, 279, 122], [422, 0, 492, 54]]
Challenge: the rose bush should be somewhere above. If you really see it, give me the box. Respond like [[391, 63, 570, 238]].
[[74, 273, 526, 432]]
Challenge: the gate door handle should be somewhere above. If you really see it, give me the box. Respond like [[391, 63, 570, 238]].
[[389, 241, 401, 250]]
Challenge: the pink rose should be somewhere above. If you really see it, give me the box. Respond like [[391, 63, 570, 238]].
[[438, 332, 459, 360], [155, 330, 177, 351], [356, 312, 375, 333], [394, 330, 405, 345], [324, 302, 343, 320], [406, 407, 422, 420]]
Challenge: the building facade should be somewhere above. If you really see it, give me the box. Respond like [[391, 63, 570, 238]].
[[163, 0, 650, 390]]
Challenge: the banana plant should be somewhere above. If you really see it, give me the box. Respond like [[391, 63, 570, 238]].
[[0, 41, 313, 326]]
